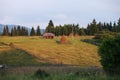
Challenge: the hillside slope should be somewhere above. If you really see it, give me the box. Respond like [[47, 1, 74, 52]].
[[0, 47, 42, 66], [0, 36, 101, 67]]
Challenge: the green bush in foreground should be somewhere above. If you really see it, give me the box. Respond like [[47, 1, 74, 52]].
[[34, 69, 50, 79], [0, 73, 120, 80], [99, 35, 120, 75]]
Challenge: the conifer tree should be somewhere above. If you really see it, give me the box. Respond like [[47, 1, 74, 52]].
[[36, 26, 41, 36], [79, 28, 86, 35], [117, 18, 120, 32], [30, 27, 35, 36], [113, 22, 117, 32], [2, 25, 9, 36], [17, 26, 21, 36], [11, 28, 15, 36], [45, 20, 54, 33]]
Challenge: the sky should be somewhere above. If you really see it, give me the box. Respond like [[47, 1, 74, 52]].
[[0, 0, 120, 29]]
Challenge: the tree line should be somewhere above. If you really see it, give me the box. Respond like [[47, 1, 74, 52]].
[[87, 19, 120, 35], [45, 18, 120, 36], [1, 18, 120, 36], [2, 25, 41, 36]]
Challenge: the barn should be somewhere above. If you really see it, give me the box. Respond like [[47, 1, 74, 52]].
[[43, 33, 55, 39]]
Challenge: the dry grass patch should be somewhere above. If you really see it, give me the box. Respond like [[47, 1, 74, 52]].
[[0, 36, 101, 67]]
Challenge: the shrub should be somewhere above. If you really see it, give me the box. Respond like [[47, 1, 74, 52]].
[[34, 69, 50, 78], [98, 35, 120, 75], [94, 31, 115, 40], [81, 39, 101, 46], [56, 40, 60, 44], [94, 34, 113, 40]]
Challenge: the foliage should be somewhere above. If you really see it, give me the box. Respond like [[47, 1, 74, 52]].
[[36, 26, 41, 36], [34, 69, 50, 78], [81, 39, 102, 46], [87, 18, 120, 35], [2, 25, 10, 36], [93, 30, 115, 39], [1, 18, 120, 36], [54, 24, 79, 36], [0, 66, 120, 80], [79, 28, 86, 35], [30, 27, 36, 36], [87, 19, 99, 35], [99, 35, 120, 75], [45, 20, 55, 33]]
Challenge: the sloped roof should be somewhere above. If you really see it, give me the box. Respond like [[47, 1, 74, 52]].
[[43, 33, 55, 37]]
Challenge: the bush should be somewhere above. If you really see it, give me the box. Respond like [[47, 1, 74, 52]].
[[34, 69, 50, 78], [98, 35, 120, 75], [94, 34, 113, 40], [94, 31, 115, 40], [81, 39, 101, 46]]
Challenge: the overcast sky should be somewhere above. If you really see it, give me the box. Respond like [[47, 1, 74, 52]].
[[0, 0, 120, 29]]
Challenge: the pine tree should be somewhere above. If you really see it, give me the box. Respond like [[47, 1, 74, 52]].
[[87, 19, 99, 35], [113, 22, 117, 32], [21, 27, 24, 36], [45, 20, 54, 33], [54, 26, 59, 36], [14, 27, 17, 36], [97, 22, 103, 31], [21, 27, 28, 36], [25, 27, 28, 36], [11, 28, 15, 36], [109, 22, 113, 31], [92, 19, 99, 34], [30, 27, 35, 36], [74, 24, 79, 35], [79, 28, 86, 35], [3, 26, 6, 35], [87, 24, 91, 35], [2, 25, 9, 36], [117, 18, 120, 32], [17, 26, 21, 36], [36, 26, 41, 36], [63, 26, 68, 35]]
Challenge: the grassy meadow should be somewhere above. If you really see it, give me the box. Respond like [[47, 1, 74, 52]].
[[1, 36, 114, 80], [0, 36, 100, 67]]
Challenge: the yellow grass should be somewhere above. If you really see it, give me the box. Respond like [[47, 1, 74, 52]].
[[0, 47, 12, 52], [0, 36, 101, 67]]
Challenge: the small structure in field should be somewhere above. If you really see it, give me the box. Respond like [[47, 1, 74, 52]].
[[43, 33, 55, 39], [60, 35, 67, 43]]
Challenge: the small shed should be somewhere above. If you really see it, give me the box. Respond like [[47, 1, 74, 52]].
[[43, 33, 55, 39]]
